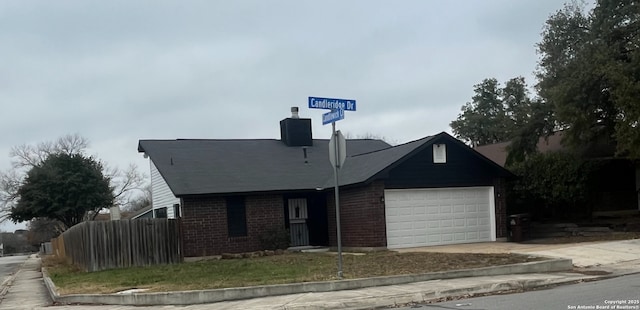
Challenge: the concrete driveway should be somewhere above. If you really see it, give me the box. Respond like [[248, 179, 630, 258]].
[[395, 239, 640, 268]]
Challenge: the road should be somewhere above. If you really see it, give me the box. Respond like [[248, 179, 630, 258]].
[[0, 255, 27, 287], [397, 273, 640, 310]]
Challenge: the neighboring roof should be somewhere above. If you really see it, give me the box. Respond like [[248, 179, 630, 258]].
[[126, 206, 152, 219], [138, 138, 391, 196], [474, 132, 565, 167]]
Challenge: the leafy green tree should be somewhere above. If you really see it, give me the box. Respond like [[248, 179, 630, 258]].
[[505, 98, 555, 166], [536, 0, 640, 158], [451, 77, 552, 160], [10, 153, 114, 230], [0, 134, 147, 225], [451, 78, 507, 147]]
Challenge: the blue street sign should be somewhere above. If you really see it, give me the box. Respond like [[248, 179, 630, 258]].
[[309, 97, 356, 111], [322, 109, 345, 125]]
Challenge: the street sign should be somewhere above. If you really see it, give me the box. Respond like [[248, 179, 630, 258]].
[[322, 109, 344, 125], [309, 97, 356, 111], [329, 130, 347, 168], [308, 95, 356, 280]]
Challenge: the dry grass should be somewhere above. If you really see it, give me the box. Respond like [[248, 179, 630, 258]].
[[44, 251, 543, 295]]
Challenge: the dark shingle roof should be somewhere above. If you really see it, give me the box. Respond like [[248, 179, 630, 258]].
[[328, 136, 435, 188], [138, 139, 393, 196], [138, 132, 505, 196]]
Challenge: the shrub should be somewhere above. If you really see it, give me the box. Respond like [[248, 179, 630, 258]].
[[507, 151, 595, 219], [258, 227, 290, 250]]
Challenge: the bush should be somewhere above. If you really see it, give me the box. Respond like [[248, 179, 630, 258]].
[[258, 227, 290, 250], [507, 151, 595, 219]]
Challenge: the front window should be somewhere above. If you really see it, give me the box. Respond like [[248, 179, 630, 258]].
[[226, 196, 247, 237]]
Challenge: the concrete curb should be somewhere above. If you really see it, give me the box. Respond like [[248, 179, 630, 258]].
[[298, 274, 602, 310], [0, 269, 21, 298], [44, 257, 572, 306], [0, 256, 29, 298]]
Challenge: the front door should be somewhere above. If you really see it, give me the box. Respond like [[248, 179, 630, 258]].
[[288, 198, 310, 246]]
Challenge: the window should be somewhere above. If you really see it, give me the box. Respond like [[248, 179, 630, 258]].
[[173, 203, 181, 218], [433, 144, 447, 163], [154, 207, 167, 218], [226, 196, 247, 237]]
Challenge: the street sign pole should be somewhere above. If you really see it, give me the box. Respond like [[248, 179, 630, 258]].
[[309, 96, 355, 281], [332, 121, 344, 279]]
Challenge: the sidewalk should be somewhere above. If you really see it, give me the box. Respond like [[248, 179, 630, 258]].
[[0, 254, 50, 309], [1, 240, 639, 310]]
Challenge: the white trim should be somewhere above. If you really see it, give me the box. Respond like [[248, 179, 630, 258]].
[[489, 186, 496, 242]]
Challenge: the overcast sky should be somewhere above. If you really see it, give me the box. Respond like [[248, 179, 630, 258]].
[[0, 1, 574, 231]]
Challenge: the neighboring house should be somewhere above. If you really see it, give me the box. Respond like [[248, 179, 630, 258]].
[[125, 205, 153, 220], [474, 132, 566, 167], [475, 132, 639, 216], [138, 109, 512, 257]]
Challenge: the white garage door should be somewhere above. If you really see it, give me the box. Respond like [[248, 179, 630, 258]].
[[385, 187, 496, 249]]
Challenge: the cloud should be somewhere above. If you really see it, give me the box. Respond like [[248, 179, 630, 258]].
[[0, 0, 566, 175]]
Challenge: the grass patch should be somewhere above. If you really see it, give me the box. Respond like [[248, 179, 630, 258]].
[[44, 251, 543, 295]]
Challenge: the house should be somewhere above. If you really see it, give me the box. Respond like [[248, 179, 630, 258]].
[[474, 132, 639, 217], [138, 108, 512, 257], [125, 205, 153, 220]]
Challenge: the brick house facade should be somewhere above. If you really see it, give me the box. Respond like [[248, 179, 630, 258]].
[[181, 194, 284, 257], [140, 114, 513, 257], [327, 180, 387, 249]]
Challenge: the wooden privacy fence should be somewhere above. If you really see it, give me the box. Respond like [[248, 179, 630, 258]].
[[50, 218, 182, 272]]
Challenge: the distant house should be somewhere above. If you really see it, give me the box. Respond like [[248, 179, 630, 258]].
[[125, 206, 153, 220], [474, 132, 639, 216], [138, 108, 512, 257], [474, 132, 566, 167]]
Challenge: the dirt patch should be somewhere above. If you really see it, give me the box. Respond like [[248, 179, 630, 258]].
[[340, 252, 544, 278]]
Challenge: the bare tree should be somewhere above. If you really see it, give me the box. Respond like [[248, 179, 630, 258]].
[[106, 163, 147, 209], [9, 133, 89, 168], [27, 218, 63, 246], [124, 183, 152, 212], [343, 132, 397, 145]]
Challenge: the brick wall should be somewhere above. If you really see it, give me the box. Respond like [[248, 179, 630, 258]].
[[181, 194, 284, 257], [327, 180, 387, 248], [493, 178, 507, 238]]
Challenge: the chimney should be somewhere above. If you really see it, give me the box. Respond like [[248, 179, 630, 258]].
[[291, 106, 300, 118], [280, 106, 313, 146]]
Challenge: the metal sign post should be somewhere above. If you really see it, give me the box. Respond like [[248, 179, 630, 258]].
[[309, 96, 355, 280], [329, 126, 346, 279], [332, 122, 343, 279]]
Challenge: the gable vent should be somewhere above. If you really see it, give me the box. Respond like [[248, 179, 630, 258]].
[[433, 144, 446, 163]]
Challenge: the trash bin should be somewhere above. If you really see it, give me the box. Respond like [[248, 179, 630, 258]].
[[509, 213, 530, 242]]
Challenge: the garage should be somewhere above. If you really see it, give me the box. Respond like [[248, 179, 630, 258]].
[[385, 187, 496, 249]]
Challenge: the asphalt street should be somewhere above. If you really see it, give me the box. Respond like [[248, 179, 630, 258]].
[[0, 255, 26, 286], [399, 273, 640, 310]]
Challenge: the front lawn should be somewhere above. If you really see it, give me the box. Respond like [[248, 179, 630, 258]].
[[45, 251, 543, 294]]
